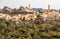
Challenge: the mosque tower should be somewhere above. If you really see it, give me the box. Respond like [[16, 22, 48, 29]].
[[29, 4, 30, 9], [48, 4, 50, 12]]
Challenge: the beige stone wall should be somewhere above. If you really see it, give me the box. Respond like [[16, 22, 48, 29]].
[[0, 13, 37, 21], [42, 12, 60, 20]]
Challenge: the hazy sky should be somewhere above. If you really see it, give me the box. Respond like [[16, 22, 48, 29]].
[[0, 0, 60, 9]]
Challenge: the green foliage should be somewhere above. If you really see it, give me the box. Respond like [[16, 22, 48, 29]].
[[0, 18, 60, 39]]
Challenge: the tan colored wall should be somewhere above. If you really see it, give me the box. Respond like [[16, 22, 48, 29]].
[[0, 13, 37, 21], [25, 14, 37, 20]]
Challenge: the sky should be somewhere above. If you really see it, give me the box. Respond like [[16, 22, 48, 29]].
[[0, 0, 60, 9]]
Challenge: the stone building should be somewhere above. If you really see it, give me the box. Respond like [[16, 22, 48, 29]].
[[1, 7, 37, 21], [41, 4, 60, 21]]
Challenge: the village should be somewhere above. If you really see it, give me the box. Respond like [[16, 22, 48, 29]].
[[0, 5, 60, 24], [0, 0, 60, 39]]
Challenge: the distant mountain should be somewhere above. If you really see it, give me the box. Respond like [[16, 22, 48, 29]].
[[19, 6, 24, 10], [59, 9, 60, 13], [3, 6, 11, 10], [31, 8, 37, 10], [51, 9, 59, 12], [32, 8, 43, 11], [37, 8, 43, 10]]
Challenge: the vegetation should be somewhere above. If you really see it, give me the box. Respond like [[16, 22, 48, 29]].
[[0, 18, 60, 39]]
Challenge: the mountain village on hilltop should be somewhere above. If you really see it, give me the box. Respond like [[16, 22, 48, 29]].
[[0, 5, 60, 23]]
